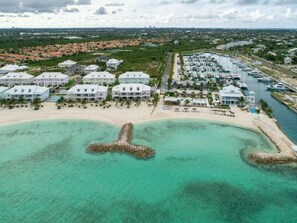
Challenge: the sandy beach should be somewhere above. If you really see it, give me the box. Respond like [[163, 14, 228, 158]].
[[1, 101, 296, 163], [0, 101, 257, 128]]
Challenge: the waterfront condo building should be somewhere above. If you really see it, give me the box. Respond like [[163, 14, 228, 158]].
[[112, 84, 151, 100], [83, 72, 116, 85], [0, 72, 34, 86], [4, 85, 50, 101], [119, 72, 150, 84], [219, 85, 244, 105], [66, 85, 108, 101], [34, 72, 69, 86]]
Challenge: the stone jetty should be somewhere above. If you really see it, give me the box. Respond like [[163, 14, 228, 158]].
[[87, 123, 155, 159], [248, 121, 297, 164]]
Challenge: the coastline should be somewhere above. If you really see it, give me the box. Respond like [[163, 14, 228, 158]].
[[0, 101, 296, 164]]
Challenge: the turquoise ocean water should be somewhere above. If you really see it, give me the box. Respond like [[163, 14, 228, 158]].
[[1, 119, 297, 223]]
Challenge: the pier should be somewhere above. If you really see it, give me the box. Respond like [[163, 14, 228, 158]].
[[87, 123, 155, 159]]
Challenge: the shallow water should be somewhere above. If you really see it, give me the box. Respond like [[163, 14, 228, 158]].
[[1, 120, 297, 223]]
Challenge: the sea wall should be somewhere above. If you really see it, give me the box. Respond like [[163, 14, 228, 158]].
[[87, 123, 155, 160]]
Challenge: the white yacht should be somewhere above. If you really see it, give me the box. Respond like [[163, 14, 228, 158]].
[[267, 83, 287, 91]]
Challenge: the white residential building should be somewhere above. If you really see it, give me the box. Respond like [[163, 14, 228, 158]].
[[58, 60, 77, 68], [119, 72, 150, 84], [0, 65, 28, 75], [112, 84, 151, 100], [284, 57, 292, 64], [34, 72, 69, 86], [0, 72, 34, 86], [106, 59, 123, 71], [4, 85, 49, 101], [219, 85, 244, 105], [83, 72, 116, 85], [0, 87, 8, 99], [66, 85, 108, 101], [84, 65, 100, 74]]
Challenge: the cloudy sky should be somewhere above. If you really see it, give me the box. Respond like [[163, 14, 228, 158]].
[[0, 0, 296, 28]]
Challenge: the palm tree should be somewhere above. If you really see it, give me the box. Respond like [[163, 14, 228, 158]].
[[81, 99, 87, 108], [152, 93, 160, 106], [185, 99, 190, 107], [56, 96, 65, 106], [8, 98, 16, 109], [238, 96, 245, 107], [256, 108, 260, 119], [31, 98, 41, 110], [76, 98, 81, 107], [125, 100, 131, 108], [18, 97, 25, 107], [181, 91, 187, 98]]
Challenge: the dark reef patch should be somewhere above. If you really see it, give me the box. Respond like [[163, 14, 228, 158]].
[[179, 181, 267, 223]]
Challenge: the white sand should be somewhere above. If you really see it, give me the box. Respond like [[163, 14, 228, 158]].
[[0, 100, 295, 152], [0, 101, 256, 128]]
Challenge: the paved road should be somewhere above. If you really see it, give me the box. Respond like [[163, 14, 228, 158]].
[[160, 53, 173, 94], [250, 55, 297, 78]]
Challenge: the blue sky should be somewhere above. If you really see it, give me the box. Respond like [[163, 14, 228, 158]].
[[0, 0, 296, 28]]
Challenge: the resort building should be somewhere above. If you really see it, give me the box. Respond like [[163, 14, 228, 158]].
[[83, 72, 116, 85], [4, 85, 50, 101], [66, 85, 108, 101], [219, 85, 244, 105], [34, 72, 69, 87], [84, 65, 100, 74], [0, 72, 34, 86], [0, 64, 28, 75], [58, 60, 77, 68], [112, 84, 151, 100], [119, 72, 150, 84], [0, 87, 8, 99], [106, 59, 123, 71]]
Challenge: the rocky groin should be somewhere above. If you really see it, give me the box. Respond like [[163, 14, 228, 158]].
[[248, 121, 297, 164], [87, 123, 155, 159]]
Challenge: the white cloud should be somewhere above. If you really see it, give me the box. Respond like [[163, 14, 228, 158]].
[[0, 0, 296, 28]]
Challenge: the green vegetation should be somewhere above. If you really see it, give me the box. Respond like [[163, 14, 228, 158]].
[[259, 99, 273, 118], [27, 52, 98, 68], [64, 79, 76, 90], [110, 46, 166, 78], [152, 93, 160, 106]]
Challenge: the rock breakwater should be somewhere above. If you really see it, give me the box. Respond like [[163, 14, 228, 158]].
[[88, 123, 155, 159], [248, 121, 297, 164]]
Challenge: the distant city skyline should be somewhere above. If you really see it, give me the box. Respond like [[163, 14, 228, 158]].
[[0, 0, 297, 29]]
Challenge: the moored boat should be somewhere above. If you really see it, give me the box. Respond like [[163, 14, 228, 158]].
[[258, 77, 273, 82], [231, 73, 241, 80], [238, 82, 248, 90], [267, 83, 287, 91]]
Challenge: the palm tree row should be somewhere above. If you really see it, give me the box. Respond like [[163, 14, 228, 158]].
[[0, 98, 27, 109]]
